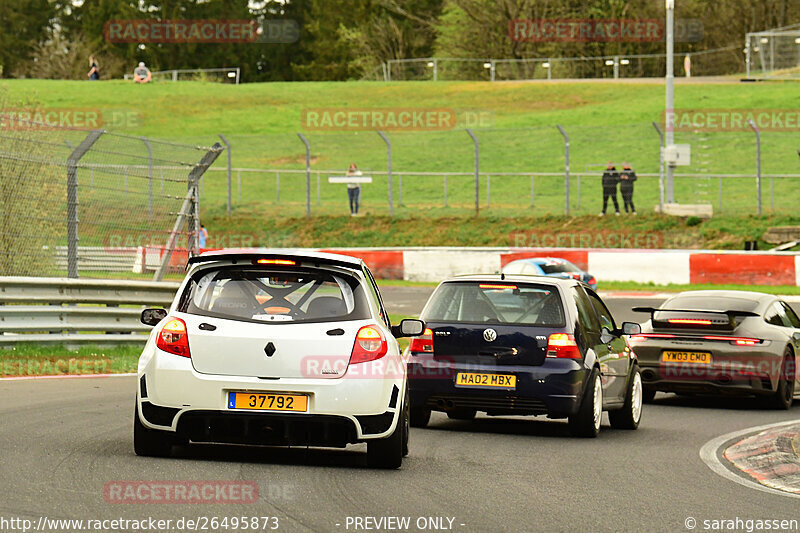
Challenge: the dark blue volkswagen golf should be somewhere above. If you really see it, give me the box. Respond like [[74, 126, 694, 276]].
[[406, 275, 642, 437]]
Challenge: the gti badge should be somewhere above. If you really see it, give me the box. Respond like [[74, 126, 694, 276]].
[[483, 328, 497, 342]]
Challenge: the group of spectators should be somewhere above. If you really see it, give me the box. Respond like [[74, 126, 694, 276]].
[[86, 55, 152, 83], [600, 162, 637, 216]]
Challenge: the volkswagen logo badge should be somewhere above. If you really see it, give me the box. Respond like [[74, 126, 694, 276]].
[[483, 328, 497, 342]]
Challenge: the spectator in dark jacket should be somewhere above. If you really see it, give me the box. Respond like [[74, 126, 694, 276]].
[[620, 162, 637, 214], [600, 162, 620, 216]]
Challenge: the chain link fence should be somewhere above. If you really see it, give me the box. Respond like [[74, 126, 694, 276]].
[[0, 101, 223, 278], [746, 24, 800, 79], [189, 124, 800, 218], [375, 47, 741, 81]]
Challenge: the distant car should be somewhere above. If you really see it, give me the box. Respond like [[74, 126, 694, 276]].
[[135, 249, 424, 468], [502, 258, 597, 289], [629, 290, 800, 409], [406, 275, 642, 437]]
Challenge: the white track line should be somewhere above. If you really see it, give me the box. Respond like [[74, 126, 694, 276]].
[[0, 372, 135, 382], [699, 420, 800, 499]]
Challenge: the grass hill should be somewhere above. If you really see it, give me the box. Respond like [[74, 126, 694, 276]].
[[2, 78, 798, 249]]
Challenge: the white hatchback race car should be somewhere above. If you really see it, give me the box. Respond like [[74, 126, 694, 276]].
[[135, 250, 424, 468]]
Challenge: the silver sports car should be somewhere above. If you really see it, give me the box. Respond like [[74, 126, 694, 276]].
[[629, 290, 799, 409]]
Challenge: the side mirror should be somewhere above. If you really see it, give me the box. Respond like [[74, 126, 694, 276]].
[[621, 322, 641, 335], [141, 308, 167, 326], [391, 319, 425, 338]]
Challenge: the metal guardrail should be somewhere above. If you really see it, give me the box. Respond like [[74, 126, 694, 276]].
[[0, 277, 180, 346], [52, 246, 139, 272]]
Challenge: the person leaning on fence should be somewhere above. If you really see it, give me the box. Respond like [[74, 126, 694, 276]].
[[600, 162, 620, 216], [133, 62, 152, 84], [346, 163, 362, 216], [620, 162, 637, 215]]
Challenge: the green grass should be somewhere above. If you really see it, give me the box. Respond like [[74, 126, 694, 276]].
[[599, 281, 800, 295], [3, 78, 800, 221], [0, 344, 140, 376]]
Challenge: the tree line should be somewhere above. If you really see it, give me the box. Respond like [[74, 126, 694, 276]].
[[1, 0, 796, 81]]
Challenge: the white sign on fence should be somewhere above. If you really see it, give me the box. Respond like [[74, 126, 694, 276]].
[[663, 144, 691, 166]]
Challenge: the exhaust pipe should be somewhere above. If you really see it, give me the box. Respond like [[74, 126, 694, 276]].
[[716, 374, 732, 385]]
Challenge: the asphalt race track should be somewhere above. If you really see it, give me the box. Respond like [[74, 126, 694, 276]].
[[1, 292, 799, 533]]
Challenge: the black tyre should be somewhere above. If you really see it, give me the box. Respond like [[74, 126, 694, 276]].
[[446, 409, 476, 421], [642, 388, 657, 403], [609, 366, 643, 430], [367, 401, 406, 469], [401, 388, 410, 457], [768, 353, 795, 410], [410, 405, 431, 428], [133, 402, 174, 457], [569, 368, 603, 438]]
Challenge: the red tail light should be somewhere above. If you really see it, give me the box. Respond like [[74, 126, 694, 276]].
[[702, 335, 762, 345], [156, 317, 190, 358], [630, 333, 677, 341], [350, 325, 388, 364], [409, 328, 434, 353], [587, 276, 597, 286], [546, 333, 581, 359], [629, 333, 761, 346]]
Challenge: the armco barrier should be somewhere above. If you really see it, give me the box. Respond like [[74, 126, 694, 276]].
[[0, 277, 180, 347]]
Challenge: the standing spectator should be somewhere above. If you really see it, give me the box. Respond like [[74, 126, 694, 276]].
[[600, 162, 620, 216], [87, 55, 100, 80], [199, 224, 208, 249], [346, 163, 362, 216], [620, 162, 637, 215], [133, 62, 152, 84]]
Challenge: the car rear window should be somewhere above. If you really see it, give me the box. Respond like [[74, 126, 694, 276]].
[[539, 260, 578, 274], [177, 266, 370, 324], [421, 281, 565, 326], [663, 295, 760, 313]]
